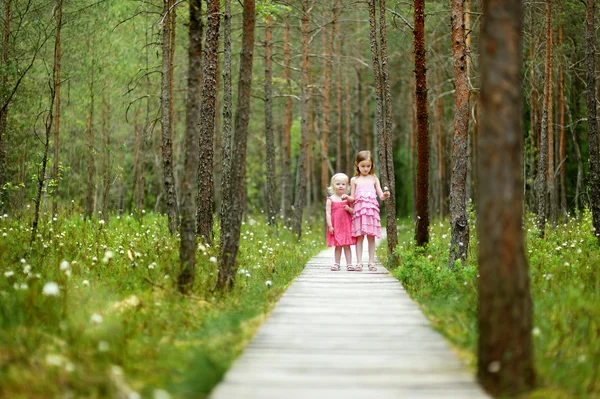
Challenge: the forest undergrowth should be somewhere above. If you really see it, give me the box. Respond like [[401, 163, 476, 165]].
[[0, 210, 323, 398], [380, 208, 600, 399]]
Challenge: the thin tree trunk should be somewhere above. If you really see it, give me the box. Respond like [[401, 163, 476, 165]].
[[196, 0, 220, 242], [477, 0, 535, 394], [344, 63, 352, 176], [585, 0, 600, 244], [264, 15, 277, 225], [334, 0, 342, 172], [0, 0, 10, 210], [51, 0, 63, 217], [321, 13, 332, 199], [32, 0, 62, 243], [84, 39, 95, 221], [218, 0, 256, 290], [281, 18, 293, 223], [178, 0, 202, 293], [161, 0, 179, 234], [378, 0, 399, 259], [567, 104, 584, 211], [101, 94, 110, 220], [528, 7, 539, 212], [292, 0, 310, 240], [547, 13, 556, 226], [414, 0, 430, 246], [448, 0, 470, 269], [558, 24, 566, 219], [536, 0, 551, 238], [410, 76, 416, 222]]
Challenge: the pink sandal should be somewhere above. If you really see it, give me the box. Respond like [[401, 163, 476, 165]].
[[354, 264, 363, 272], [368, 263, 377, 271], [346, 264, 355, 271], [331, 263, 341, 271]]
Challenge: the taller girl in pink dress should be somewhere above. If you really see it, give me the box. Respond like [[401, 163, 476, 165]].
[[347, 151, 390, 271]]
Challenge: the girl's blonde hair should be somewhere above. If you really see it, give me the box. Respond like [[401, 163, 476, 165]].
[[354, 150, 375, 176], [327, 173, 349, 195]]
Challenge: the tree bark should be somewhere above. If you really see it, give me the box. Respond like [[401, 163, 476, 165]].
[[196, 0, 220, 242], [546, 7, 556, 226], [558, 24, 566, 220], [292, 0, 310, 240], [448, 0, 470, 269], [178, 0, 203, 293], [32, 0, 62, 243], [585, 0, 600, 244], [101, 94, 110, 220], [264, 15, 277, 225], [51, 0, 62, 218], [218, 0, 256, 290], [413, 0, 430, 246], [281, 18, 293, 223], [84, 39, 95, 221], [477, 0, 535, 394], [161, 0, 179, 234], [0, 0, 9, 210]]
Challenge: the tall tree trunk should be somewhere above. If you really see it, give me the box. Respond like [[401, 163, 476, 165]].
[[292, 0, 310, 240], [218, 0, 256, 290], [414, 0, 430, 246], [558, 24, 566, 219], [84, 39, 95, 220], [321, 13, 333, 199], [546, 11, 556, 226], [264, 15, 277, 225], [528, 7, 539, 212], [376, 0, 399, 259], [334, 1, 342, 172], [567, 104, 584, 211], [196, 0, 220, 242], [536, 0, 552, 238], [448, 0, 471, 269], [32, 0, 62, 243], [178, 0, 202, 293], [477, 0, 535, 394], [51, 0, 63, 217], [410, 76, 416, 222], [281, 18, 293, 223], [161, 0, 179, 234], [0, 0, 10, 210], [585, 0, 600, 244], [101, 94, 110, 220], [344, 63, 352, 176]]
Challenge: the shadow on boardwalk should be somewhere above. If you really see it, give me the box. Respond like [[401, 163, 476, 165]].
[[210, 245, 491, 399]]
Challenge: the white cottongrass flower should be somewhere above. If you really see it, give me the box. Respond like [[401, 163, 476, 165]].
[[91, 313, 103, 324], [4, 270, 14, 277], [20, 258, 26, 264], [103, 250, 114, 263], [487, 361, 501, 373], [60, 260, 70, 271], [42, 282, 60, 296], [153, 389, 172, 399], [532, 327, 541, 336], [45, 354, 64, 366], [197, 243, 206, 252], [209, 256, 217, 263], [265, 280, 272, 288], [98, 341, 110, 352], [82, 280, 90, 286]]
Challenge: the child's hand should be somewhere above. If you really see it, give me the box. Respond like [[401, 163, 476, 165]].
[[329, 226, 334, 234], [341, 194, 347, 200], [344, 205, 354, 215], [382, 191, 391, 200]]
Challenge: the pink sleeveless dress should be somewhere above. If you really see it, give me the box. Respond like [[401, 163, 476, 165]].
[[326, 198, 356, 247], [352, 179, 381, 238]]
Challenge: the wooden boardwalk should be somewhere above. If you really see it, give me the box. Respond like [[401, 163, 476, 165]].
[[210, 245, 491, 399]]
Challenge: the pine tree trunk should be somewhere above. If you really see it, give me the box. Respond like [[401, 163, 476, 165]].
[[161, 0, 179, 234], [321, 14, 332, 199], [558, 24, 567, 220], [410, 77, 416, 222], [477, 0, 535, 394], [281, 18, 293, 223], [264, 15, 277, 225], [178, 0, 202, 293], [585, 0, 600, 244], [414, 0, 430, 246], [378, 0, 399, 259], [84, 38, 95, 221], [292, 0, 310, 239], [32, 0, 62, 243], [334, 1, 342, 172], [218, 0, 256, 290], [196, 0, 220, 242], [51, 2, 62, 218], [344, 63, 352, 176], [536, 0, 551, 238], [101, 94, 110, 220], [448, 0, 470, 269], [0, 0, 9, 211], [546, 11, 556, 226], [528, 8, 539, 212]]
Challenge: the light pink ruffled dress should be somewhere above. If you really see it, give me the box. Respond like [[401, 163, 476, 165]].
[[326, 198, 357, 247], [352, 179, 381, 238]]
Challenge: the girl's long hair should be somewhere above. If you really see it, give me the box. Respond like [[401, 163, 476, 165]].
[[354, 150, 375, 177]]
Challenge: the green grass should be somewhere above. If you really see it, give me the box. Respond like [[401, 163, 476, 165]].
[[0, 211, 324, 398], [378, 209, 600, 399]]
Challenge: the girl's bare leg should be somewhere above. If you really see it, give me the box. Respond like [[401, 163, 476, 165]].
[[367, 235, 376, 264], [355, 235, 365, 266], [343, 245, 352, 266], [334, 246, 343, 264]]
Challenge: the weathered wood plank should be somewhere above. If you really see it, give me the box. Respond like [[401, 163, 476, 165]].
[[209, 246, 490, 399]]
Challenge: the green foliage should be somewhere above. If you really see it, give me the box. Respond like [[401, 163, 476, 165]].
[[386, 211, 600, 398], [0, 211, 324, 398]]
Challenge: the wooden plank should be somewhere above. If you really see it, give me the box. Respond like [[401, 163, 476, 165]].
[[209, 245, 491, 399]]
